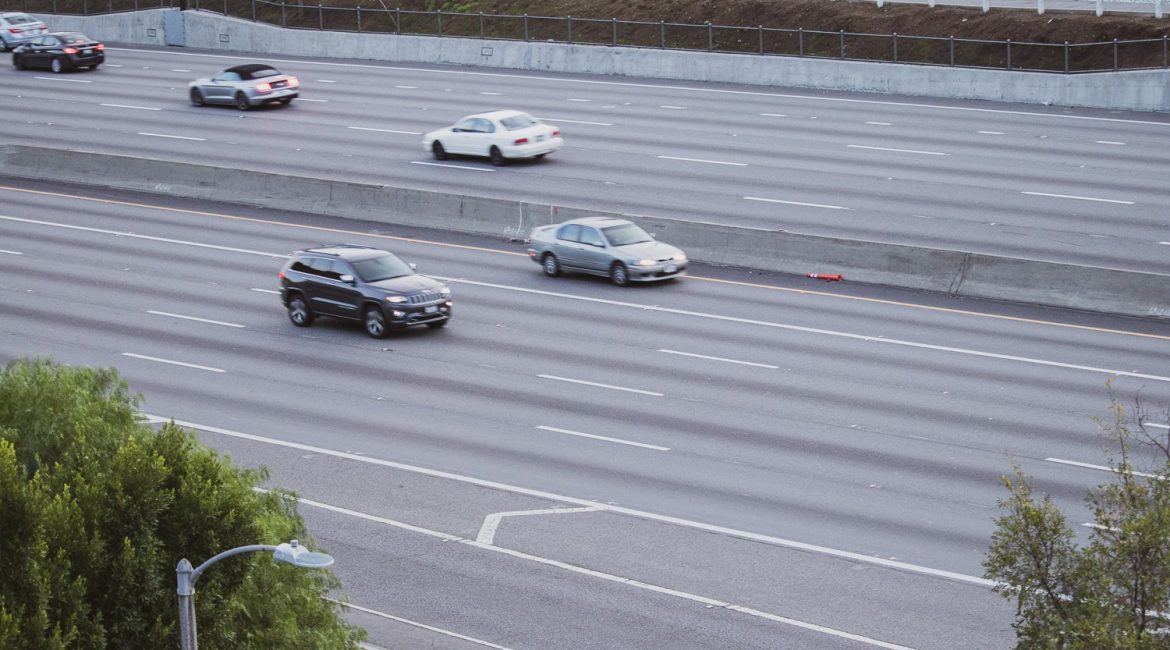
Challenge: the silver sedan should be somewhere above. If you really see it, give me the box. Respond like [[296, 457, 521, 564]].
[[188, 64, 299, 110], [527, 216, 687, 286]]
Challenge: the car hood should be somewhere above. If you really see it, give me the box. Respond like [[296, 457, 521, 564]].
[[368, 274, 444, 293], [614, 240, 684, 261]]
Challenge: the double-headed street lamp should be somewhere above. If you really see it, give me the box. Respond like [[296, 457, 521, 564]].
[[176, 540, 335, 650]]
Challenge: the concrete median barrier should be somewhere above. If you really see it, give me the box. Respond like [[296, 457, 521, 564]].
[[0, 144, 1166, 318]]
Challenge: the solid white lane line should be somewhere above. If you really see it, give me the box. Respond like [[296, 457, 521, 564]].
[[657, 155, 747, 167], [477, 506, 604, 544], [1096, 140, 1125, 145], [139, 132, 206, 141], [147, 310, 246, 328], [567, 98, 590, 102], [394, 84, 417, 89], [480, 91, 502, 95], [282, 493, 915, 649], [1021, 191, 1134, 205], [340, 602, 513, 650], [410, 161, 495, 172], [170, 416, 992, 587], [0, 249, 21, 255], [659, 105, 686, 109], [317, 79, 337, 83], [533, 117, 613, 126], [760, 112, 786, 117], [1160, 242, 1170, 246], [743, 196, 850, 210], [1149, 423, 1170, 430], [34, 76, 91, 83], [123, 353, 224, 373], [866, 121, 892, 126], [295, 97, 328, 102], [536, 425, 671, 451], [0, 215, 287, 259], [439, 277, 1170, 384], [170, 68, 191, 72], [1046, 457, 1162, 480], [847, 144, 949, 156], [250, 287, 280, 294], [348, 126, 421, 135], [101, 103, 163, 111], [538, 374, 663, 396], [977, 130, 1004, 135], [658, 349, 778, 369]]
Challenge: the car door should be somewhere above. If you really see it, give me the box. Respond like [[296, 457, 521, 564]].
[[26, 35, 52, 67], [551, 224, 588, 271], [470, 118, 498, 156], [575, 226, 611, 273], [204, 72, 239, 102], [306, 258, 364, 318], [445, 118, 477, 154]]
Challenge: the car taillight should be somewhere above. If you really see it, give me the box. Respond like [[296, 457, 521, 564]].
[[278, 271, 286, 279], [256, 82, 272, 92], [513, 137, 529, 145], [552, 130, 561, 137], [287, 76, 299, 87], [63, 47, 78, 54], [8, 27, 22, 34], [95, 43, 104, 51]]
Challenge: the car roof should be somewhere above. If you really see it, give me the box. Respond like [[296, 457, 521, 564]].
[[1, 12, 36, 19], [463, 109, 531, 121], [561, 216, 632, 228], [225, 63, 280, 77], [299, 244, 389, 261]]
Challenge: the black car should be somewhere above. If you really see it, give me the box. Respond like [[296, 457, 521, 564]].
[[279, 245, 452, 338], [12, 32, 103, 72]]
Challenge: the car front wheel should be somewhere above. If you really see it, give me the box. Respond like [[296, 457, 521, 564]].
[[286, 295, 314, 327], [542, 254, 560, 277], [234, 92, 250, 111], [432, 141, 448, 160], [489, 146, 506, 166], [190, 88, 205, 106], [363, 306, 389, 339], [50, 57, 64, 73], [610, 262, 630, 286]]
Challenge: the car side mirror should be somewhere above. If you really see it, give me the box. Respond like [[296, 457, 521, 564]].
[[339, 274, 354, 284], [409, 262, 417, 270]]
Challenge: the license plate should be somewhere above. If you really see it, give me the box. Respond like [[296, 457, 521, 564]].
[[536, 135, 545, 142], [664, 264, 677, 273], [424, 305, 438, 313], [84, 49, 92, 55]]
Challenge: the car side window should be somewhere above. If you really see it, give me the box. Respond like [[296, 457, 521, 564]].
[[216, 72, 241, 82], [307, 258, 342, 280], [453, 119, 476, 133], [474, 119, 495, 134], [556, 224, 581, 242], [578, 227, 603, 247], [289, 258, 315, 275]]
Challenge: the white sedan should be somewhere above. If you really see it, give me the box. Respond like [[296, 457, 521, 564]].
[[423, 110, 563, 165]]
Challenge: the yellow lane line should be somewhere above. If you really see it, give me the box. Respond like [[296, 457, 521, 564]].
[[3, 183, 1167, 341]]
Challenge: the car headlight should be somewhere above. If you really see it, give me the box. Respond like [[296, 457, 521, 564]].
[[385, 295, 407, 303], [636, 259, 656, 267], [439, 287, 451, 296]]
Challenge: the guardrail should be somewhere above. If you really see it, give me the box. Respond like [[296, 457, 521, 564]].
[[16, 0, 1170, 72]]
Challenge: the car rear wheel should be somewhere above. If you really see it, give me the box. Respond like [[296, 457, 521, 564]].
[[542, 254, 561, 277], [189, 88, 205, 106], [279, 97, 292, 105], [610, 262, 630, 286], [432, 141, 448, 160], [426, 319, 448, 329], [489, 146, 506, 166], [234, 92, 250, 111], [363, 306, 389, 339], [286, 295, 314, 327], [88, 64, 99, 70], [50, 57, 63, 74], [12, 55, 23, 70]]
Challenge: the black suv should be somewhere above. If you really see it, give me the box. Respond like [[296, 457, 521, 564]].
[[279, 245, 452, 338]]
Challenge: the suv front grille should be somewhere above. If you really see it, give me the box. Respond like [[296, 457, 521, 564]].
[[408, 291, 443, 305]]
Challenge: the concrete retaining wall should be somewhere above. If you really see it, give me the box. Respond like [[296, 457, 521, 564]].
[[39, 9, 1170, 112], [2, 144, 1165, 317]]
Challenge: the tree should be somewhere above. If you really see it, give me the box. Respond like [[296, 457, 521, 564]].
[[0, 358, 365, 649], [984, 395, 1170, 649]]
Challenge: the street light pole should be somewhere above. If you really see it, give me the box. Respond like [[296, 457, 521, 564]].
[[176, 540, 335, 650]]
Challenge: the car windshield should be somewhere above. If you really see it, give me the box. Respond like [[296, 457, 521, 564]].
[[8, 15, 37, 25], [61, 33, 91, 44], [602, 223, 653, 246], [249, 68, 281, 79], [500, 114, 537, 130], [352, 253, 414, 282]]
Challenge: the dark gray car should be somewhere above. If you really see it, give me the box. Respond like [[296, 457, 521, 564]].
[[188, 63, 299, 110], [527, 216, 688, 286]]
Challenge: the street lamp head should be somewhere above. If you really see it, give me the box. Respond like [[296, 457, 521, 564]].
[[273, 539, 335, 569]]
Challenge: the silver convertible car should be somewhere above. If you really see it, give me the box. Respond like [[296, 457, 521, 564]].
[[527, 217, 687, 286], [188, 64, 299, 110]]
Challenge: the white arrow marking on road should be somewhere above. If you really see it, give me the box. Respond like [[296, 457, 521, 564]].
[[476, 506, 604, 545]]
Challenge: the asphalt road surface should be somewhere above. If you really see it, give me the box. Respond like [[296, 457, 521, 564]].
[[2, 180, 1168, 648], [1, 46, 1168, 275]]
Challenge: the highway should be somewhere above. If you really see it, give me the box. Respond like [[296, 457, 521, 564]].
[[1, 45, 1169, 275], [2, 179, 1168, 648]]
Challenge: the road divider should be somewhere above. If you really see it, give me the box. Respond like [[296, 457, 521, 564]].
[[1, 144, 1166, 319]]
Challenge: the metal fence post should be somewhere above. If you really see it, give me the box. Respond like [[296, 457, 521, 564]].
[[758, 25, 763, 54], [109, 0, 113, 13], [949, 35, 954, 66], [356, 5, 361, 32], [611, 18, 616, 46], [1064, 41, 1069, 72], [839, 29, 845, 59], [1113, 38, 1118, 71], [280, 1, 285, 27], [1006, 39, 1012, 69], [318, 4, 323, 30], [82, 0, 86, 14], [707, 22, 713, 51], [1164, 35, 1168, 68], [222, 0, 226, 16], [659, 20, 664, 48], [251, 0, 256, 22], [567, 15, 572, 43], [892, 32, 897, 62], [436, 8, 441, 37], [523, 14, 528, 41], [478, 12, 483, 38], [395, 7, 400, 35], [798, 28, 803, 56]]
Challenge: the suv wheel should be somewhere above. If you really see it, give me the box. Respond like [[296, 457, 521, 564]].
[[542, 254, 560, 277], [363, 306, 389, 339], [610, 262, 630, 286], [286, 295, 314, 327]]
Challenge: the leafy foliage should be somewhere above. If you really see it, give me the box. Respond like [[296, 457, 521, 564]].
[[985, 397, 1170, 649], [0, 358, 365, 649]]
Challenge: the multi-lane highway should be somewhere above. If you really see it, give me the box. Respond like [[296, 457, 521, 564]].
[[1, 45, 1169, 275], [1, 175, 1168, 648]]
